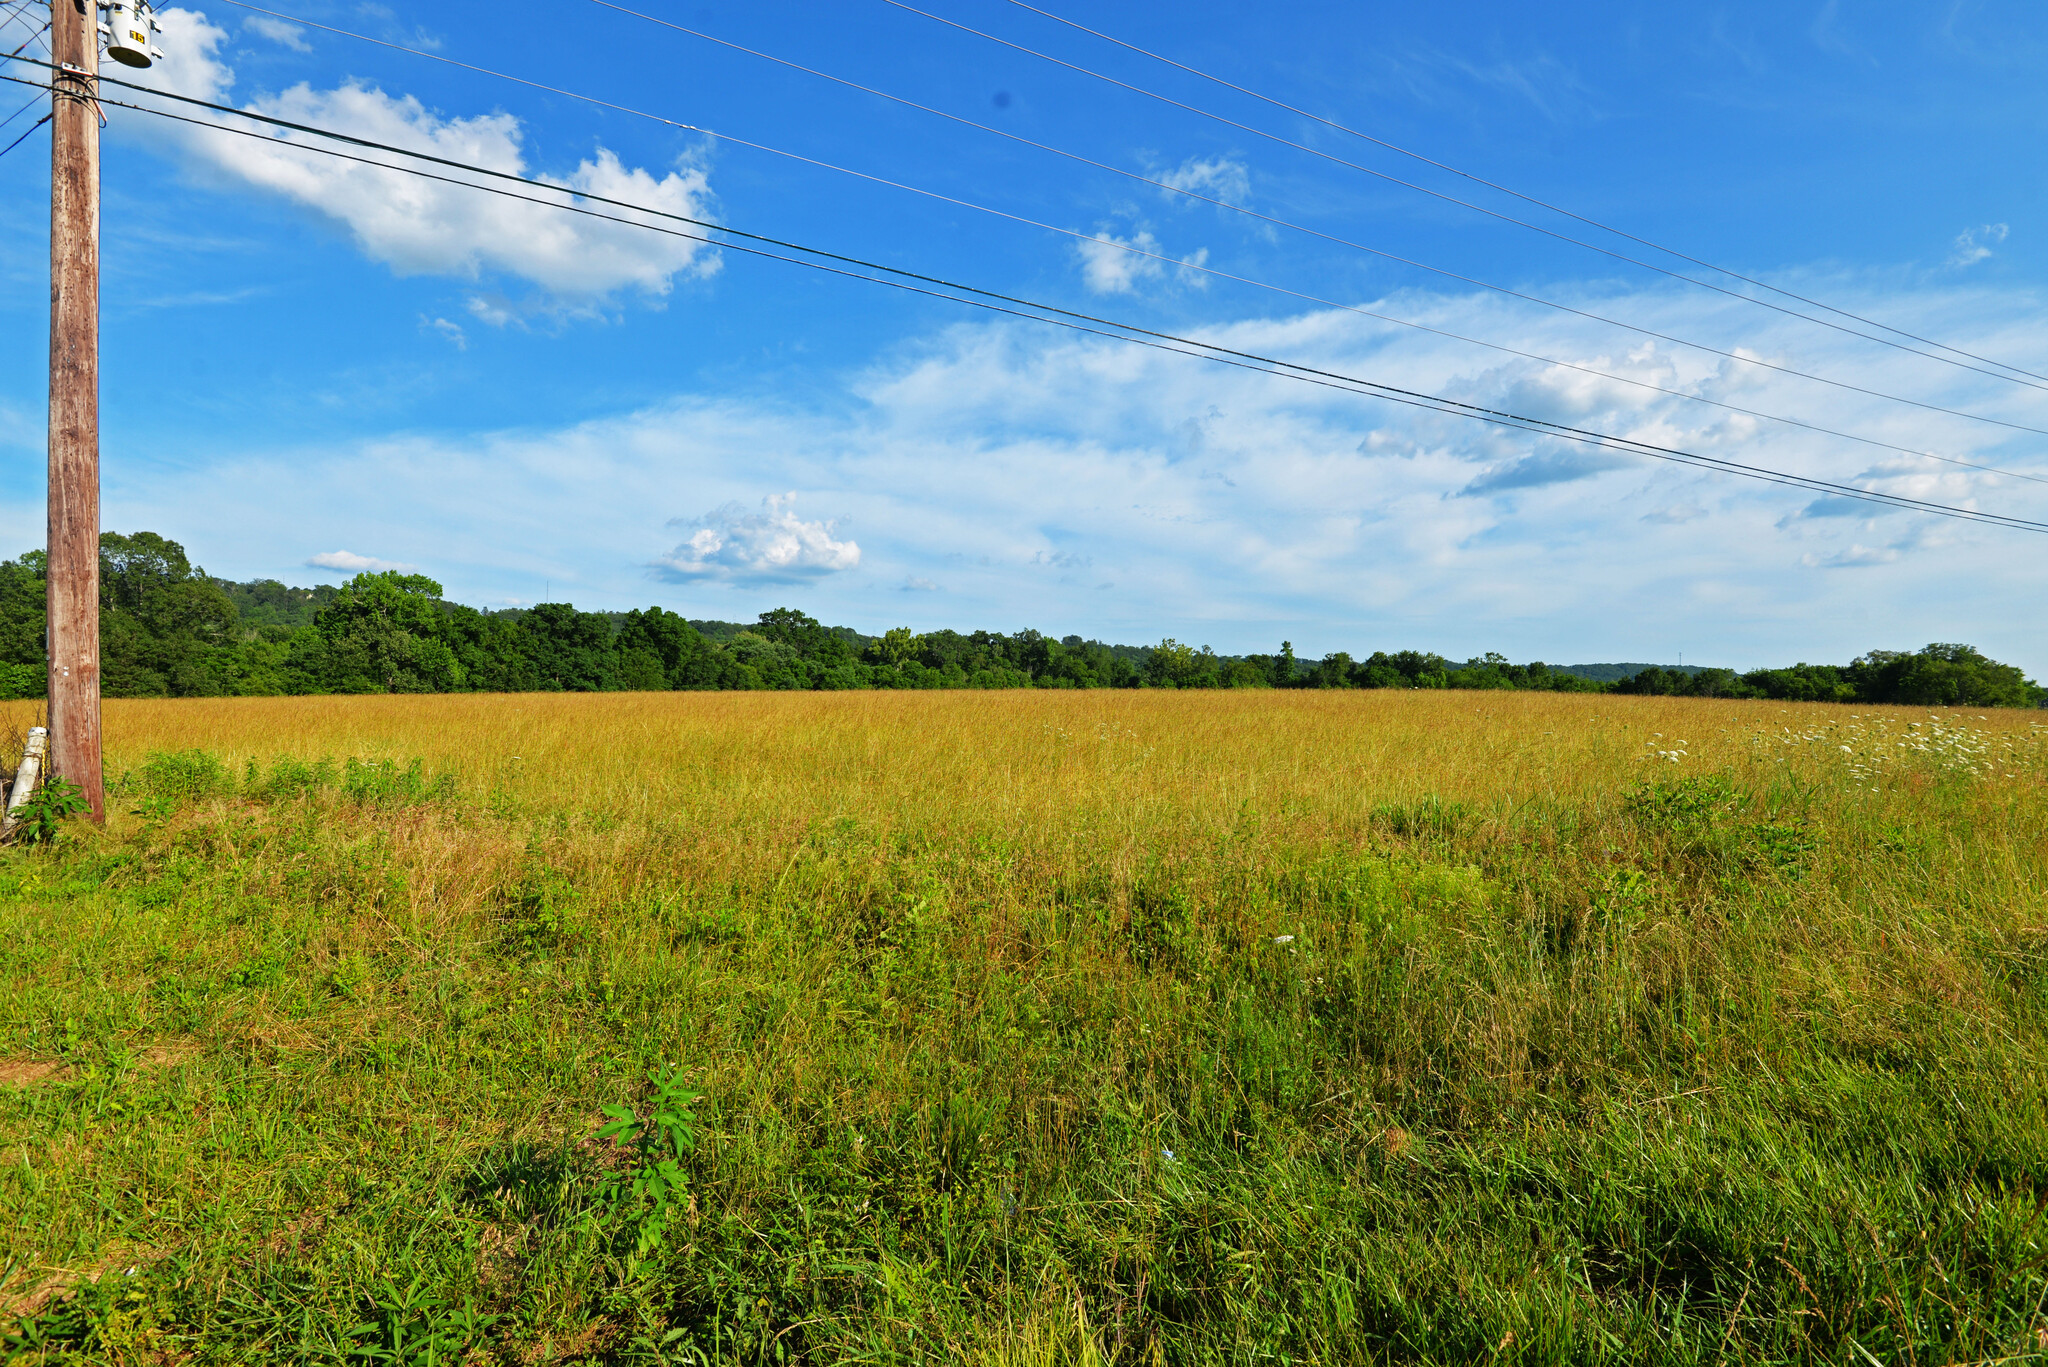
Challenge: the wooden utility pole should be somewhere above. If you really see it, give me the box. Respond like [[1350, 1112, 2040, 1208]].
[[48, 0, 104, 822]]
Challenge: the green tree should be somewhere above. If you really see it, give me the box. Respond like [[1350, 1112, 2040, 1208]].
[[1146, 639, 1222, 689], [312, 572, 465, 694], [1850, 644, 2042, 708], [754, 608, 853, 665], [99, 531, 240, 696], [617, 607, 722, 690], [0, 553, 46, 699], [864, 627, 922, 669]]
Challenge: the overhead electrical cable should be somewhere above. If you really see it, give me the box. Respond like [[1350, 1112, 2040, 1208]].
[[3, 13, 48, 60], [0, 84, 41, 133], [878, 0, 2048, 396], [21, 67, 2048, 536], [0, 0, 45, 43], [1002, 0, 2048, 388], [0, 0, 39, 37], [576, 0, 2048, 484], [0, 106, 42, 157], [59, 22, 2048, 460]]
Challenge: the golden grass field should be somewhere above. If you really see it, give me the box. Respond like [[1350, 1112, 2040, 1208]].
[[3, 689, 2045, 1362], [57, 686, 2044, 844]]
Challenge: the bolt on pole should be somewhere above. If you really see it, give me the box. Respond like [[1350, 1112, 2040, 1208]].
[[48, 0, 105, 822]]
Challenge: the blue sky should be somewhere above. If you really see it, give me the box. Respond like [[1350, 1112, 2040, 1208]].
[[1, 0, 2044, 670]]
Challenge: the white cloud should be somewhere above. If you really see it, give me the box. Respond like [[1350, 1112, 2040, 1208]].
[[652, 495, 860, 584], [86, 274, 2048, 675], [120, 9, 719, 307], [242, 14, 309, 51], [1950, 223, 2009, 268], [1074, 227, 1210, 295], [307, 550, 417, 574], [1158, 155, 1250, 206], [422, 315, 466, 349]]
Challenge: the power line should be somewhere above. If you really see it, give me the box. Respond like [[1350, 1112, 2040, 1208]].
[[1003, 0, 2048, 389], [579, 0, 2048, 486], [3, 18, 48, 61], [0, 106, 42, 157], [0, 0, 43, 154], [84, 18, 2048, 456], [0, 0, 46, 53], [0, 83, 40, 133], [37, 70, 2048, 536], [879, 0, 2048, 397]]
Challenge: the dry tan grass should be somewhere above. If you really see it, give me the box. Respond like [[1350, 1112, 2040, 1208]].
[[14, 688, 2024, 850]]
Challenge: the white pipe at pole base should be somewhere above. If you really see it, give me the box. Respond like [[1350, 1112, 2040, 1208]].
[[3, 726, 50, 840]]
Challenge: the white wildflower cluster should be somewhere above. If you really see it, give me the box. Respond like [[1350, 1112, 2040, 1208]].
[[1642, 732, 1689, 763], [1747, 714, 2047, 792]]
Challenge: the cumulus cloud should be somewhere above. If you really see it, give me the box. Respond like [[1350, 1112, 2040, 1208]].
[[121, 9, 719, 308], [652, 495, 859, 584], [307, 550, 417, 574], [1157, 155, 1251, 206], [1950, 223, 2009, 267], [1074, 227, 1210, 295]]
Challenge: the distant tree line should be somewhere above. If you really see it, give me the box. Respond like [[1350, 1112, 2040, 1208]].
[[0, 533, 2037, 709]]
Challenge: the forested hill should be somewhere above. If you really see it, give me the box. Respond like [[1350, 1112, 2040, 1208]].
[[0, 533, 2038, 707]]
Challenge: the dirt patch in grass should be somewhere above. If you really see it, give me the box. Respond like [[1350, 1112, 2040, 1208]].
[[0, 1059, 65, 1088]]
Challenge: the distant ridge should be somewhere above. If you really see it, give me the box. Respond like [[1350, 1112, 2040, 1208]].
[[1555, 663, 1711, 683]]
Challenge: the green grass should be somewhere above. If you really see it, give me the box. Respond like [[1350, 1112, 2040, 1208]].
[[2, 696, 2046, 1363]]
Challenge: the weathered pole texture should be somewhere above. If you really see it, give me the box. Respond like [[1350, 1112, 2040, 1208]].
[[48, 0, 104, 822]]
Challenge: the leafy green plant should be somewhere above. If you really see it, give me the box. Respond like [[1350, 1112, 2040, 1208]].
[[327, 952, 373, 1002], [1624, 773, 1739, 830], [131, 749, 228, 801], [593, 1066, 701, 1258], [1747, 816, 1819, 876], [348, 1276, 497, 1365], [503, 848, 583, 955], [246, 754, 337, 800], [343, 757, 456, 806], [128, 792, 177, 828], [11, 777, 89, 845]]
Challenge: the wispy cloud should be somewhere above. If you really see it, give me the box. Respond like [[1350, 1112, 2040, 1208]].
[[1461, 448, 1637, 495], [421, 316, 467, 349], [1804, 542, 1901, 568], [1157, 155, 1250, 206], [242, 14, 309, 51], [1642, 503, 1706, 525], [1949, 223, 2009, 268], [1074, 226, 1209, 295]]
